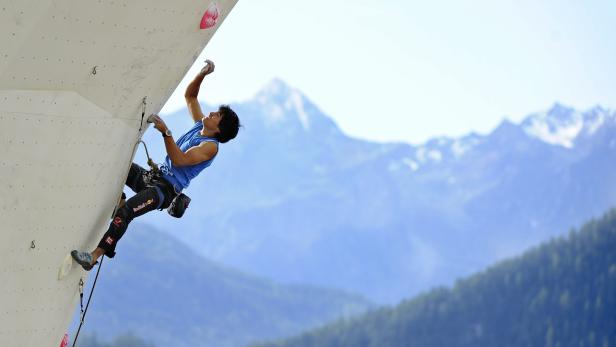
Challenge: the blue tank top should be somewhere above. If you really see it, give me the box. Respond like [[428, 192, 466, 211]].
[[160, 121, 218, 191]]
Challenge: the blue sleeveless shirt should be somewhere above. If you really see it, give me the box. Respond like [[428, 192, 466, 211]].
[[160, 121, 218, 192]]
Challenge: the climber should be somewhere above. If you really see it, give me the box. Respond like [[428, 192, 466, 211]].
[[71, 59, 240, 270]]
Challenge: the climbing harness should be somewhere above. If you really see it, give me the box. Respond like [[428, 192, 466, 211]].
[[138, 140, 165, 190], [138, 141, 191, 217], [138, 136, 192, 217]]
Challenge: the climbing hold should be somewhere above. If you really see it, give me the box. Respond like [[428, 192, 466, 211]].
[[57, 253, 73, 280], [200, 3, 219, 29], [60, 333, 69, 347]]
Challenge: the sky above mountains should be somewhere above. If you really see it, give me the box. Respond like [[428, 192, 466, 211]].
[[160, 0, 616, 144]]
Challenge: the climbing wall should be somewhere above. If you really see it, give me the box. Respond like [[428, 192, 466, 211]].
[[0, 1, 238, 346]]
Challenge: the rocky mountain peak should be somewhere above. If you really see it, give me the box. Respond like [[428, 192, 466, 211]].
[[251, 78, 341, 136]]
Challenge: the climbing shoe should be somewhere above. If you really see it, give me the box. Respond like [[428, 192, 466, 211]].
[[71, 250, 97, 271]]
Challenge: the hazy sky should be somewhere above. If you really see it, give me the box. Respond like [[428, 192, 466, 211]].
[[161, 0, 616, 144]]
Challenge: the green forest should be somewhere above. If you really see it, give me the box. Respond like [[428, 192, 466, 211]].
[[254, 209, 616, 347]]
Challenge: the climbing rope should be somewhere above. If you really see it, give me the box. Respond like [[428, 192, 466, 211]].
[[140, 140, 159, 173], [71, 257, 104, 347]]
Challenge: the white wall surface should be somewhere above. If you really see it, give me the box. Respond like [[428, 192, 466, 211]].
[[0, 1, 238, 345]]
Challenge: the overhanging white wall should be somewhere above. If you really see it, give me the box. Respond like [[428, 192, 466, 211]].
[[0, 1, 238, 345]]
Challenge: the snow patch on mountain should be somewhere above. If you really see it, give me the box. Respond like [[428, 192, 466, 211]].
[[583, 106, 610, 136], [256, 81, 286, 124], [586, 115, 605, 135], [451, 135, 481, 157], [265, 104, 285, 122], [523, 116, 583, 148], [285, 90, 310, 130], [388, 157, 420, 172], [416, 147, 443, 163], [256, 78, 289, 102], [403, 158, 419, 171], [255, 78, 333, 132], [521, 104, 614, 148], [522, 104, 584, 148]]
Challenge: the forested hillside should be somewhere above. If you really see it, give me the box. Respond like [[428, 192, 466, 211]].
[[253, 209, 616, 347]]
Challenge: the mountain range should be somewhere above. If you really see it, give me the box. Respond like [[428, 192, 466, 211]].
[[135, 79, 616, 303]]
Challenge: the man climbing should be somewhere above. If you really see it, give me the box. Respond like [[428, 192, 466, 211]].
[[71, 59, 240, 270]]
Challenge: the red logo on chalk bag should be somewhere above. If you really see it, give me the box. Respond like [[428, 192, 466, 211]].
[[200, 3, 220, 29], [60, 333, 69, 347]]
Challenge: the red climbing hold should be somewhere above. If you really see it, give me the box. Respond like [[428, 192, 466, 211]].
[[60, 333, 69, 347], [200, 3, 220, 29]]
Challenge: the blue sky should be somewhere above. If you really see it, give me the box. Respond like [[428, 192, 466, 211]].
[[161, 0, 616, 144]]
